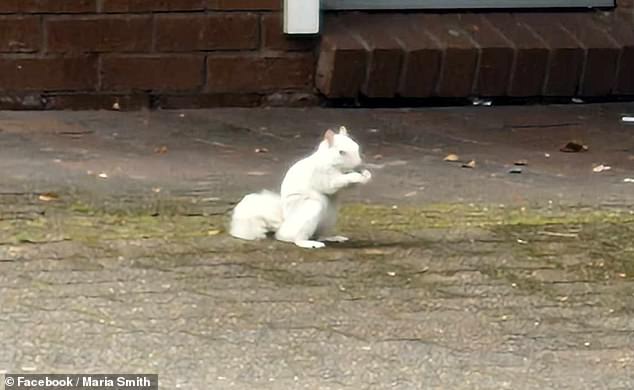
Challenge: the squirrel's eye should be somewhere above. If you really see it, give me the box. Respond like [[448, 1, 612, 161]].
[[339, 150, 346, 156]]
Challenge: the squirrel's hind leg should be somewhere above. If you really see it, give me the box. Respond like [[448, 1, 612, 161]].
[[276, 198, 326, 249], [316, 199, 347, 243]]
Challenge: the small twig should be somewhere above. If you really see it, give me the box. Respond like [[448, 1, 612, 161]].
[[509, 122, 579, 130], [538, 231, 579, 238]]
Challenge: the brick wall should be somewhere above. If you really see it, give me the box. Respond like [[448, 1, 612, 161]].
[[0, 0, 318, 110], [618, 0, 633, 8], [0, 2, 632, 109]]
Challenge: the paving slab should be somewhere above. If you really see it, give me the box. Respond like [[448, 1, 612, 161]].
[[0, 104, 633, 390]]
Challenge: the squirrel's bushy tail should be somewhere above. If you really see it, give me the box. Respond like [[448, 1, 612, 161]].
[[230, 190, 283, 240]]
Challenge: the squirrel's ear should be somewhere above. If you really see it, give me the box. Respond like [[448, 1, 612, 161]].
[[324, 129, 335, 147], [339, 126, 348, 136]]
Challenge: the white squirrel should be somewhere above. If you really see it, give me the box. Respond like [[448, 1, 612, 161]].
[[230, 126, 372, 249]]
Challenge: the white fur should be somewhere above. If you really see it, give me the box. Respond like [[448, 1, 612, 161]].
[[229, 126, 371, 249], [229, 190, 282, 240]]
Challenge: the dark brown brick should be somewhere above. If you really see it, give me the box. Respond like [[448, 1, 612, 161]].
[[484, 13, 549, 97], [0, 0, 96, 13], [0, 16, 41, 53], [340, 14, 403, 98], [618, 0, 634, 7], [385, 14, 441, 98], [458, 14, 514, 97], [515, 13, 584, 96], [157, 93, 261, 108], [155, 14, 258, 52], [316, 16, 367, 98], [207, 54, 313, 93], [419, 14, 479, 97], [558, 14, 619, 96], [47, 16, 151, 53], [207, 0, 280, 10], [102, 0, 204, 12], [102, 56, 204, 91], [0, 57, 97, 91], [45, 93, 149, 110], [593, 11, 634, 94], [262, 13, 317, 51]]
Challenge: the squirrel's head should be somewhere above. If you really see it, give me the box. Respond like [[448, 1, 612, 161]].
[[318, 126, 363, 171]]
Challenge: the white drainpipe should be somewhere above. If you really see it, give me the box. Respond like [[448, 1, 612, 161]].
[[284, 0, 320, 34]]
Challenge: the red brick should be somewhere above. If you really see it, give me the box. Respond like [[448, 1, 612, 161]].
[[102, 56, 204, 91], [386, 15, 441, 98], [206, 54, 313, 93], [484, 13, 549, 97], [419, 14, 479, 97], [0, 0, 96, 13], [339, 14, 403, 98], [0, 16, 41, 53], [0, 57, 97, 91], [155, 14, 258, 52], [157, 93, 261, 108], [207, 0, 280, 10], [515, 13, 584, 96], [458, 14, 514, 97], [262, 13, 316, 51], [316, 16, 367, 98], [558, 14, 620, 96], [593, 12, 634, 94], [101, 0, 204, 12], [47, 16, 151, 53]]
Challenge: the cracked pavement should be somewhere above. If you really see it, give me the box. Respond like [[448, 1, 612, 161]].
[[1, 104, 634, 389]]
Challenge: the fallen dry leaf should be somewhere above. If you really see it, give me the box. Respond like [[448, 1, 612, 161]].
[[560, 141, 589, 153], [462, 160, 476, 169], [363, 248, 386, 255], [97, 172, 108, 179], [154, 146, 168, 155], [38, 192, 59, 202], [254, 148, 269, 153], [247, 171, 269, 176], [207, 229, 221, 236], [373, 154, 383, 160], [514, 160, 528, 166], [444, 154, 460, 162], [592, 164, 611, 173], [509, 167, 523, 174], [112, 101, 121, 111]]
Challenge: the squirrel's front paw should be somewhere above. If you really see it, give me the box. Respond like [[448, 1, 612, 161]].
[[349, 169, 372, 185], [360, 169, 372, 183]]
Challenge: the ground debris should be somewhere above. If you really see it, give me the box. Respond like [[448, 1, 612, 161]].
[[560, 141, 589, 153], [154, 145, 168, 155], [462, 160, 476, 169], [38, 192, 59, 202], [592, 164, 611, 173]]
